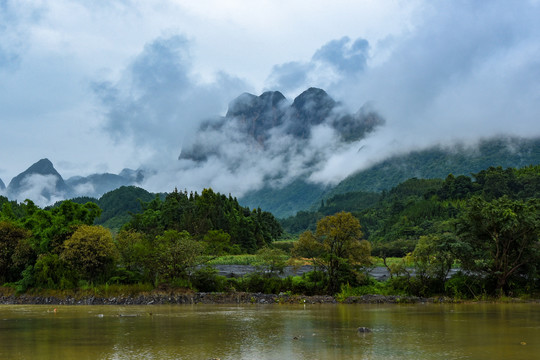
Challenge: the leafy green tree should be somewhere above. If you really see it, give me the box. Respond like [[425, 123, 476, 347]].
[[412, 233, 457, 294], [0, 221, 33, 283], [22, 200, 102, 254], [114, 229, 149, 281], [293, 212, 372, 293], [457, 196, 540, 295], [153, 230, 205, 283], [202, 229, 237, 256], [33, 253, 76, 289], [254, 247, 288, 277], [125, 188, 282, 253], [61, 225, 117, 283]]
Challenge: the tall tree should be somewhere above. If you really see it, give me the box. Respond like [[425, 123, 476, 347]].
[[153, 230, 205, 282], [293, 212, 371, 293], [0, 221, 33, 283], [61, 225, 117, 283], [457, 196, 540, 295]]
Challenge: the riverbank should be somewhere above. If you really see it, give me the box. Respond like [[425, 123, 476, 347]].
[[2, 287, 537, 305], [0, 291, 434, 305]]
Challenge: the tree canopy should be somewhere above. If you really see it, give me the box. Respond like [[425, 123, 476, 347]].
[[293, 212, 372, 293]]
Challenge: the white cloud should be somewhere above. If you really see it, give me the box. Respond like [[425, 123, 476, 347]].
[[1, 0, 539, 202], [13, 174, 66, 207]]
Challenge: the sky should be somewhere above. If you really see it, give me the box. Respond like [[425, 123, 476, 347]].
[[1, 0, 540, 199]]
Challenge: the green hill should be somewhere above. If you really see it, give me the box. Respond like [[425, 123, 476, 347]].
[[240, 136, 540, 218]]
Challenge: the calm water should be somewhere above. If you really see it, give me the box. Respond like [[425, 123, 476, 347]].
[[0, 303, 538, 359]]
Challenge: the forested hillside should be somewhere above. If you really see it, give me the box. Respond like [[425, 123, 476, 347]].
[[0, 187, 282, 291], [287, 164, 539, 296], [241, 136, 540, 218], [282, 165, 540, 245], [0, 165, 538, 297]]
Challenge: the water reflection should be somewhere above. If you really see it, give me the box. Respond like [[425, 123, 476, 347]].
[[0, 303, 538, 359]]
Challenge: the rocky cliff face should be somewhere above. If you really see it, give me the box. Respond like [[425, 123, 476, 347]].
[[180, 87, 384, 162]]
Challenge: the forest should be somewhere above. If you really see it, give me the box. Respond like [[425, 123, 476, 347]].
[[0, 165, 538, 299]]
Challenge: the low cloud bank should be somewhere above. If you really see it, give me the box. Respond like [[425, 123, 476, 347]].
[[94, 0, 540, 197]]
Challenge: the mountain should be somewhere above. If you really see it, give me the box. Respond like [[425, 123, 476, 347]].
[[6, 158, 144, 204], [66, 169, 144, 198], [240, 178, 327, 219], [0, 178, 5, 191], [328, 136, 540, 197], [95, 185, 156, 230], [7, 158, 69, 201], [179, 87, 384, 161], [240, 136, 540, 218]]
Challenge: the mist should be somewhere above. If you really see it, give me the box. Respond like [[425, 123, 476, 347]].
[[3, 0, 539, 206], [96, 1, 540, 197], [9, 174, 67, 207]]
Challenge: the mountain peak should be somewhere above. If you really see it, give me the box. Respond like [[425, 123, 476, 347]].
[[226, 91, 287, 119], [23, 158, 58, 176], [0, 177, 5, 191], [180, 87, 384, 163], [7, 158, 68, 201]]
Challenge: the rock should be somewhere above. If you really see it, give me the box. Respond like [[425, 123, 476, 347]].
[[357, 327, 372, 333]]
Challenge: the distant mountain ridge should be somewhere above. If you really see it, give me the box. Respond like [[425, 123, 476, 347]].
[[4, 158, 144, 204], [0, 178, 5, 190], [2, 136, 539, 216], [6, 159, 69, 201], [239, 136, 540, 218]]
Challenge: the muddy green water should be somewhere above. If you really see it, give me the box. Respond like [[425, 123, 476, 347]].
[[0, 303, 538, 359]]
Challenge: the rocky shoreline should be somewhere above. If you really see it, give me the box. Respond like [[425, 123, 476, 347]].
[[0, 291, 452, 305]]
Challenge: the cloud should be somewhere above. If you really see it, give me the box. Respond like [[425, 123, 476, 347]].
[[3, 0, 539, 206], [266, 36, 370, 94], [94, 35, 249, 159], [335, 0, 540, 137], [165, 88, 384, 195], [312, 36, 369, 74], [0, 0, 29, 71], [12, 174, 66, 207], [266, 62, 314, 93]]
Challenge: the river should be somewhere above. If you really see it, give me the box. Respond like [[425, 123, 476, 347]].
[[0, 303, 538, 359]]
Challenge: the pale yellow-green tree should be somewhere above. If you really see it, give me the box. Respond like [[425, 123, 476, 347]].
[[61, 225, 117, 282], [293, 211, 371, 293]]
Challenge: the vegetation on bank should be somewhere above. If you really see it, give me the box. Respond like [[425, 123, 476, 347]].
[[0, 165, 538, 300]]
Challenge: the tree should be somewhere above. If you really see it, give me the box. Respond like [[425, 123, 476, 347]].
[[202, 229, 237, 256], [0, 221, 33, 283], [61, 225, 117, 282], [115, 229, 149, 281], [153, 230, 205, 283], [254, 247, 288, 277], [293, 212, 371, 293], [412, 233, 457, 294], [457, 196, 540, 295]]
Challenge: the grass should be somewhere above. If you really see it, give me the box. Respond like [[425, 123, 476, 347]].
[[335, 281, 403, 301], [6, 283, 156, 299], [371, 256, 413, 267], [204, 254, 260, 265]]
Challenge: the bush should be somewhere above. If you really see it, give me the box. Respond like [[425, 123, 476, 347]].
[[236, 273, 285, 294], [271, 241, 296, 254], [191, 266, 227, 292], [444, 272, 487, 299], [289, 271, 328, 295]]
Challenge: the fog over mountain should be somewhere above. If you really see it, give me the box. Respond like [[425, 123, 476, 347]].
[[173, 87, 383, 196], [3, 159, 144, 206], [1, 1, 540, 207]]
